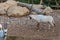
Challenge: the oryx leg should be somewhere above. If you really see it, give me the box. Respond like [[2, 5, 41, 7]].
[[48, 21, 54, 29], [36, 22, 40, 31]]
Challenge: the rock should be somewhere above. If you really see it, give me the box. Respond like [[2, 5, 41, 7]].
[[33, 4, 44, 9], [0, 0, 18, 15], [0, 8, 6, 15], [31, 12, 37, 15], [0, 0, 17, 10], [7, 6, 29, 17]]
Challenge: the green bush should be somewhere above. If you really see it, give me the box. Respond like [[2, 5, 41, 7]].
[[16, 0, 60, 5], [16, 0, 40, 4], [57, 0, 60, 5]]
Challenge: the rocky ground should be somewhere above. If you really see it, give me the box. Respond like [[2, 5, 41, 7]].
[[0, 10, 60, 40]]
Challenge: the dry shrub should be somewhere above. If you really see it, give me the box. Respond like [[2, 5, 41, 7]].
[[43, 6, 53, 15]]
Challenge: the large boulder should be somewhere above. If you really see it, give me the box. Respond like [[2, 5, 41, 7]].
[[5, 0, 17, 7], [7, 6, 29, 17], [0, 8, 6, 15], [0, 0, 18, 15], [0, 0, 17, 10]]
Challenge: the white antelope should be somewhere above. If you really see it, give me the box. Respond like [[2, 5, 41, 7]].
[[29, 15, 55, 30]]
